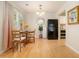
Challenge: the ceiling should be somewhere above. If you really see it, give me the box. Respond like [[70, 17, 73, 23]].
[[8, 1, 66, 13]]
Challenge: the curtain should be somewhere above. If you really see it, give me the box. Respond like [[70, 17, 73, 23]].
[[3, 2, 12, 51]]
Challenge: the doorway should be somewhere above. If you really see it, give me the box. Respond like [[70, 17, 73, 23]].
[[37, 18, 45, 39], [47, 19, 58, 39]]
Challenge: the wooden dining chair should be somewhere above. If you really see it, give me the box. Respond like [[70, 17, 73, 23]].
[[12, 30, 26, 52], [27, 31, 35, 43]]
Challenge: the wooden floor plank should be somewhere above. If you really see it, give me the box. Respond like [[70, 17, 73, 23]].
[[0, 39, 79, 58]]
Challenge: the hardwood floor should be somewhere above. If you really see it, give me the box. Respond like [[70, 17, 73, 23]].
[[0, 39, 79, 58]]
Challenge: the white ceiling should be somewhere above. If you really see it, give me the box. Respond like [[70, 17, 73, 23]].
[[8, 1, 66, 13]]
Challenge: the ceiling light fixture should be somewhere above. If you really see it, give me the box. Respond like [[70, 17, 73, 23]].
[[25, 4, 29, 6], [36, 4, 45, 16]]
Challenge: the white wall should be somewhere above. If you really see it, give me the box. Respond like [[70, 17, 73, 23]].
[[57, 1, 79, 54], [0, 2, 5, 53], [25, 12, 58, 38], [59, 16, 66, 24]]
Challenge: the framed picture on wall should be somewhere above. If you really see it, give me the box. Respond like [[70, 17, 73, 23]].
[[68, 6, 79, 24]]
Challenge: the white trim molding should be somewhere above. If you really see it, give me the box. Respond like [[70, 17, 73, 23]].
[[66, 44, 79, 54]]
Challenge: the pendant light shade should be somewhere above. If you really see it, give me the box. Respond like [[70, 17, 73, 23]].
[[36, 4, 45, 16]]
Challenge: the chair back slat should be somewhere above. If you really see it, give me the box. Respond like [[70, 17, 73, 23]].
[[12, 30, 21, 39]]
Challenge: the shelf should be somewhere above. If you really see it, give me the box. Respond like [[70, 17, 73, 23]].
[[61, 33, 66, 35], [61, 37, 65, 39], [61, 30, 65, 32], [60, 24, 66, 39], [61, 36, 65, 37]]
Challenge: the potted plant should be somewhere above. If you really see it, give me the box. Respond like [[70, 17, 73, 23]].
[[38, 25, 43, 38]]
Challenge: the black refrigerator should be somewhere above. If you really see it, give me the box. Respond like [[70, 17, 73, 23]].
[[47, 19, 58, 39]]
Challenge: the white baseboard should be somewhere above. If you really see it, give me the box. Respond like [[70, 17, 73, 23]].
[[66, 43, 79, 54], [0, 50, 5, 54]]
